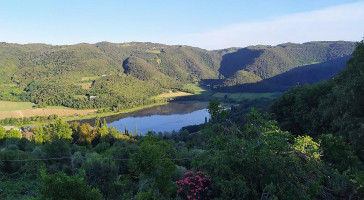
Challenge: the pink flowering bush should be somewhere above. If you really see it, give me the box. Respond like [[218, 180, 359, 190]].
[[176, 171, 213, 200]]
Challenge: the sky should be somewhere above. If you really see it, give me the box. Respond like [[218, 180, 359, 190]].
[[0, 0, 363, 50]]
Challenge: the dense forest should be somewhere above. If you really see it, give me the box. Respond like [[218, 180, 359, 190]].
[[0, 41, 363, 199], [0, 41, 355, 109]]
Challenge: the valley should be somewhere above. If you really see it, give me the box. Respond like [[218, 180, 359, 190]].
[[0, 41, 355, 127], [1, 40, 363, 200]]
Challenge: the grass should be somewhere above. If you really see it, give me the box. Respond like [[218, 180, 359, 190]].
[[0, 83, 17, 89], [78, 82, 93, 89], [45, 105, 69, 109], [157, 92, 193, 98], [120, 43, 135, 47], [81, 76, 99, 81], [212, 93, 229, 98], [183, 84, 206, 95], [146, 50, 161, 54], [0, 101, 34, 111], [228, 92, 282, 101]]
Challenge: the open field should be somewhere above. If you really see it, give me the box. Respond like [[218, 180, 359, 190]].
[[228, 92, 282, 101], [146, 49, 161, 54], [0, 101, 34, 111], [0, 108, 97, 120], [183, 84, 206, 94], [78, 82, 93, 89], [0, 100, 167, 126], [81, 76, 99, 81], [157, 92, 193, 98], [0, 101, 97, 120]]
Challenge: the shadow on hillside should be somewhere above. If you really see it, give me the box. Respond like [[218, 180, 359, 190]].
[[219, 48, 263, 77], [217, 55, 351, 93]]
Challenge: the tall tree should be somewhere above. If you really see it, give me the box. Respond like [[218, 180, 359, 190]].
[[6, 129, 22, 139], [78, 123, 94, 146], [52, 119, 73, 142], [0, 126, 5, 140], [33, 126, 46, 143]]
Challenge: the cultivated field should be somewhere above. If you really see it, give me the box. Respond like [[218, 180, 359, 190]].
[[228, 92, 282, 101], [0, 101, 34, 111], [157, 92, 193, 98], [182, 84, 206, 94], [0, 101, 96, 120]]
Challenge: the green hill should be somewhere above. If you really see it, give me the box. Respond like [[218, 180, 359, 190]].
[[218, 55, 351, 92], [0, 41, 356, 108], [215, 41, 355, 88], [271, 40, 364, 160]]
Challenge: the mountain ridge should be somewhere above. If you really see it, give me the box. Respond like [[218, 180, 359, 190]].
[[0, 40, 356, 108]]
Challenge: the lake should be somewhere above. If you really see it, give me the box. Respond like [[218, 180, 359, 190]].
[[76, 102, 210, 135]]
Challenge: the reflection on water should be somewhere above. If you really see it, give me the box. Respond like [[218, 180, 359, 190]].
[[109, 108, 209, 135], [75, 102, 210, 135]]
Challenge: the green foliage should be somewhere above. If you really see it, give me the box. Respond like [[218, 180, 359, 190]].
[[0, 41, 355, 111], [85, 158, 118, 197], [51, 119, 73, 142], [207, 100, 230, 121], [6, 129, 22, 139], [78, 123, 94, 146], [271, 40, 364, 160], [39, 171, 102, 200], [193, 109, 360, 199], [130, 133, 177, 199], [293, 136, 321, 160], [33, 126, 47, 144], [318, 134, 359, 172], [99, 119, 108, 139], [218, 41, 355, 79], [0, 126, 5, 139]]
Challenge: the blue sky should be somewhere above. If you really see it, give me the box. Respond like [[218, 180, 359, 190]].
[[1, 0, 363, 49]]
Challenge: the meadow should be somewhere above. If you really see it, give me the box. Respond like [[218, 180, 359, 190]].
[[0, 101, 96, 120]]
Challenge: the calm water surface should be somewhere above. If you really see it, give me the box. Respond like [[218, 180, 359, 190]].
[[76, 102, 210, 135]]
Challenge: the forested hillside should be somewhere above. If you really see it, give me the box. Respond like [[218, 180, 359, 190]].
[[214, 41, 356, 89], [271, 40, 364, 161], [0, 41, 355, 109], [217, 55, 351, 92]]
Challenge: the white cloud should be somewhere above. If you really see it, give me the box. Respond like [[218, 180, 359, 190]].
[[171, 1, 364, 50]]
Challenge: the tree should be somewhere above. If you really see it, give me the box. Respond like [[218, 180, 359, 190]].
[[93, 116, 101, 137], [194, 109, 357, 199], [70, 121, 81, 143], [52, 119, 73, 142], [207, 100, 220, 120], [85, 158, 118, 197], [33, 126, 46, 143], [99, 119, 108, 139], [0, 126, 5, 140], [78, 123, 94, 146], [124, 124, 128, 136], [39, 171, 102, 200], [207, 100, 229, 121], [135, 125, 138, 137], [6, 129, 22, 139], [130, 133, 176, 199]]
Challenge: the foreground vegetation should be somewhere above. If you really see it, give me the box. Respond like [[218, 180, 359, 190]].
[[1, 101, 363, 199]]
